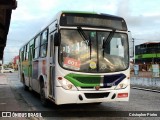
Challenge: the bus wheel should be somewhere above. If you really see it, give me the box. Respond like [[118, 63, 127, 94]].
[[24, 84, 28, 91], [40, 84, 48, 107], [22, 75, 28, 91]]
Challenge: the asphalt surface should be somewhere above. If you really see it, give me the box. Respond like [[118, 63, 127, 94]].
[[1, 72, 160, 120]]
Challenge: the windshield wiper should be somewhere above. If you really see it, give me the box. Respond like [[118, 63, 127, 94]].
[[77, 27, 92, 60], [103, 29, 116, 49], [77, 27, 88, 42], [102, 29, 116, 57]]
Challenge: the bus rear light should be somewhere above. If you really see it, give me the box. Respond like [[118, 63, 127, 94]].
[[117, 93, 128, 98]]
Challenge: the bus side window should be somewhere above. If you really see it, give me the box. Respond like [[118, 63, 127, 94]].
[[23, 46, 26, 60], [21, 51, 24, 61], [29, 39, 34, 60], [26, 44, 30, 60], [34, 35, 40, 59], [40, 29, 48, 58], [19, 47, 23, 62]]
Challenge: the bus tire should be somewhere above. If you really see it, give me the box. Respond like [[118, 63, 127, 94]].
[[24, 84, 28, 91], [40, 82, 48, 107]]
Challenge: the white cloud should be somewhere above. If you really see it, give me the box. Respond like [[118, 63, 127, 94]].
[[4, 0, 160, 63], [12, 10, 39, 21], [116, 0, 130, 17], [143, 12, 160, 17], [39, 0, 59, 11]]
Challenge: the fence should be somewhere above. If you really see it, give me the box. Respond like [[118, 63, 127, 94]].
[[131, 71, 160, 90]]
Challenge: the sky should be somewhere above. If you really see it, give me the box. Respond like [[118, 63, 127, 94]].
[[3, 0, 160, 63]]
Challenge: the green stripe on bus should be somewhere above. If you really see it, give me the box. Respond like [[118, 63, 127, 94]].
[[64, 73, 101, 87], [135, 53, 160, 59], [62, 11, 97, 14]]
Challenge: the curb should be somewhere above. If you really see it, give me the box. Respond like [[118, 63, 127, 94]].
[[2, 74, 44, 120], [131, 87, 160, 93]]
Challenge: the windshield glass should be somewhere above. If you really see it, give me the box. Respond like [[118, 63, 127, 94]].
[[59, 29, 129, 73]]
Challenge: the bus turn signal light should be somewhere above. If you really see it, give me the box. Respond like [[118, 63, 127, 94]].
[[117, 93, 128, 98]]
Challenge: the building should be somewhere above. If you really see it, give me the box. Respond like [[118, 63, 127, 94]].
[[135, 42, 160, 71]]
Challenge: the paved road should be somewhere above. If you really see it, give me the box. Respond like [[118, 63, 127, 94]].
[[4, 72, 160, 120]]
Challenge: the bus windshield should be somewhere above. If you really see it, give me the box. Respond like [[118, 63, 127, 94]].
[[59, 29, 129, 73]]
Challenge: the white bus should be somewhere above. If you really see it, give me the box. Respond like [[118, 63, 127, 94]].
[[19, 11, 131, 106]]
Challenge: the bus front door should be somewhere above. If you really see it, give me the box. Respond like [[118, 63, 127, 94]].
[[49, 33, 55, 98]]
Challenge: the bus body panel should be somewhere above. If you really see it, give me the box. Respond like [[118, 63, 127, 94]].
[[19, 11, 131, 105], [53, 52, 130, 104], [55, 85, 130, 105], [31, 58, 47, 93]]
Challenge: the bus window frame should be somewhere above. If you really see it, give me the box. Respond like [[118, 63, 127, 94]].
[[29, 39, 34, 60], [60, 13, 127, 31], [58, 28, 129, 73], [40, 29, 49, 58], [34, 35, 41, 59], [23, 45, 27, 60], [20, 47, 24, 62], [26, 43, 30, 60]]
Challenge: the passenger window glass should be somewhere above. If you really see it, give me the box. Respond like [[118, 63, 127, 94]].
[[34, 35, 40, 59], [40, 30, 48, 58]]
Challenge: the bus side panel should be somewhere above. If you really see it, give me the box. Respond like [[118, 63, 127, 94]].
[[32, 60, 40, 92], [22, 60, 30, 86]]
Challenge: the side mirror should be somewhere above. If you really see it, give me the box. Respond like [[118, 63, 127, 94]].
[[128, 31, 134, 58], [54, 32, 61, 46]]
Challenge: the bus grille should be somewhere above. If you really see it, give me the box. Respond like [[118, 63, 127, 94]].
[[80, 86, 112, 89], [84, 92, 110, 99]]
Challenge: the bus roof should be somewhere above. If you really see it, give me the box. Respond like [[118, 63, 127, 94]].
[[61, 10, 97, 15], [59, 11, 127, 31], [20, 11, 128, 49], [59, 11, 125, 20]]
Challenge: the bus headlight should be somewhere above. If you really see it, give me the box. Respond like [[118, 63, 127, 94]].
[[115, 79, 129, 90], [58, 77, 77, 90]]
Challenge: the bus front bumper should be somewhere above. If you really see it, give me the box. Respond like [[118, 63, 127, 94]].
[[54, 85, 130, 105]]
